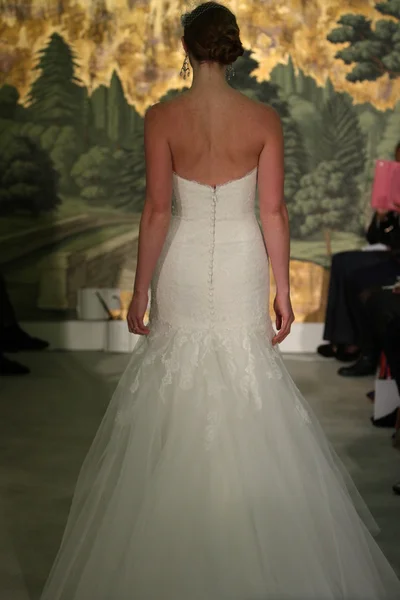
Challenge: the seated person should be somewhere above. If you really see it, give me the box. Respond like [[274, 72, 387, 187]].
[[318, 142, 400, 374], [373, 287, 400, 496], [0, 272, 48, 376], [338, 195, 400, 377], [353, 284, 400, 494]]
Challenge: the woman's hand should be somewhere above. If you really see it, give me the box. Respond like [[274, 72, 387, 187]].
[[127, 291, 150, 336], [272, 292, 295, 345]]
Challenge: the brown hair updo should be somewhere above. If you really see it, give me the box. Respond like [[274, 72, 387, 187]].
[[182, 2, 244, 65]]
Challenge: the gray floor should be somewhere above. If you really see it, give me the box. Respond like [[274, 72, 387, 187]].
[[0, 351, 399, 599]]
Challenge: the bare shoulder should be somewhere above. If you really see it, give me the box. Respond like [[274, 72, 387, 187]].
[[233, 91, 282, 131], [145, 94, 187, 129], [144, 102, 167, 127], [253, 101, 282, 132]]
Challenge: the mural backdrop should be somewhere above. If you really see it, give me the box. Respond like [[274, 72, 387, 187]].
[[0, 0, 400, 322]]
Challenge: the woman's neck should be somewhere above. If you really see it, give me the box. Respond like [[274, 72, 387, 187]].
[[190, 62, 229, 92]]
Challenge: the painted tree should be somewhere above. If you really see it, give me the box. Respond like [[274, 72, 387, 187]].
[[320, 92, 366, 230], [293, 161, 348, 243], [281, 118, 309, 236], [256, 80, 289, 117], [320, 93, 366, 178], [40, 125, 82, 191], [112, 137, 146, 212], [0, 135, 60, 216], [327, 1, 400, 82], [358, 106, 389, 222], [323, 78, 336, 105], [269, 56, 296, 98], [90, 85, 108, 133], [122, 105, 143, 147], [71, 146, 117, 203], [286, 95, 323, 171], [294, 68, 325, 108], [107, 70, 128, 147], [376, 102, 400, 158], [81, 86, 94, 150], [0, 84, 19, 120], [28, 33, 82, 126]]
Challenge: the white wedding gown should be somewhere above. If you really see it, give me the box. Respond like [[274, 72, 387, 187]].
[[41, 168, 400, 599]]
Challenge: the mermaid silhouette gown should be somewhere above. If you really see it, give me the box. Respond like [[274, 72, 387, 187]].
[[41, 168, 400, 599]]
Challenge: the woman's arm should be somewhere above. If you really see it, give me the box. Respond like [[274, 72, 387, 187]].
[[366, 211, 388, 245], [127, 104, 172, 335], [258, 107, 294, 344], [366, 211, 399, 248]]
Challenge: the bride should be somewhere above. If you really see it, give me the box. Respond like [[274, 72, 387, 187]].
[[41, 3, 400, 599]]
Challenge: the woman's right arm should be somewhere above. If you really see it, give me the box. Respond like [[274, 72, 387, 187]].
[[366, 211, 387, 245], [366, 211, 396, 246], [258, 107, 294, 344]]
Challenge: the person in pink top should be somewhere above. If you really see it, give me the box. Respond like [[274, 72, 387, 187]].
[[318, 142, 400, 378]]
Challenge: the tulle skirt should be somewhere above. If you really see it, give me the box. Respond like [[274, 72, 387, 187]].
[[41, 323, 400, 599]]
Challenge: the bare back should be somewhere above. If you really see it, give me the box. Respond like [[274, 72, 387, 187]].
[[159, 86, 273, 187]]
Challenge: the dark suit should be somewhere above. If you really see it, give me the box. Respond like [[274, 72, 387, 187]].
[[363, 289, 400, 394], [323, 212, 400, 348], [0, 272, 17, 331]]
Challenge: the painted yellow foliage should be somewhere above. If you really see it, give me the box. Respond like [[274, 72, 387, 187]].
[[269, 260, 329, 323], [0, 0, 399, 112]]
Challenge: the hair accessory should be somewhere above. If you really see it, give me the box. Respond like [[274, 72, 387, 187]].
[[181, 2, 231, 29]]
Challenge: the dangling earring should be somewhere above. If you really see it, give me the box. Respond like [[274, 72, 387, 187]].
[[226, 65, 235, 81], [180, 54, 190, 80]]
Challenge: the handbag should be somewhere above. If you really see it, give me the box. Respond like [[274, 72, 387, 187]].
[[374, 352, 400, 420], [366, 211, 400, 251]]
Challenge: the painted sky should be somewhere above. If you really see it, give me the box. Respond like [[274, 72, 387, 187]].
[[0, 0, 398, 112]]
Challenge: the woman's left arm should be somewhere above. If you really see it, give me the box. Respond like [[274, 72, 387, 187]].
[[127, 104, 172, 335]]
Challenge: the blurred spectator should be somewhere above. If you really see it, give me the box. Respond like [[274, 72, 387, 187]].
[[351, 284, 400, 494], [318, 142, 400, 376], [0, 272, 48, 376], [373, 285, 400, 496]]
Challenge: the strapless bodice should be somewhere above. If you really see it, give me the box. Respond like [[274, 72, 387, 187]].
[[151, 166, 269, 333], [171, 168, 257, 220]]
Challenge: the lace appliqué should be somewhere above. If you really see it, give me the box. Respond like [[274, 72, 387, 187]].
[[113, 322, 311, 448], [205, 410, 221, 450]]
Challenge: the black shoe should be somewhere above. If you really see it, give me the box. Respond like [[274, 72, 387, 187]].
[[371, 408, 398, 428], [317, 343, 336, 358], [335, 348, 360, 363], [0, 354, 30, 376], [317, 343, 360, 362], [338, 355, 377, 377], [393, 481, 400, 495], [366, 390, 375, 401], [0, 326, 49, 353], [392, 430, 400, 448]]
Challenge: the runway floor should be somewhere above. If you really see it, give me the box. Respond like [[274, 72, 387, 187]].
[[0, 351, 399, 599]]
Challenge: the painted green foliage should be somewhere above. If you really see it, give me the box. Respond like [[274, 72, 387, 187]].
[[269, 62, 368, 236], [0, 135, 60, 215], [327, 1, 400, 81], [28, 33, 82, 125], [0, 9, 399, 236], [278, 0, 400, 239], [293, 161, 348, 237], [0, 32, 144, 213]]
